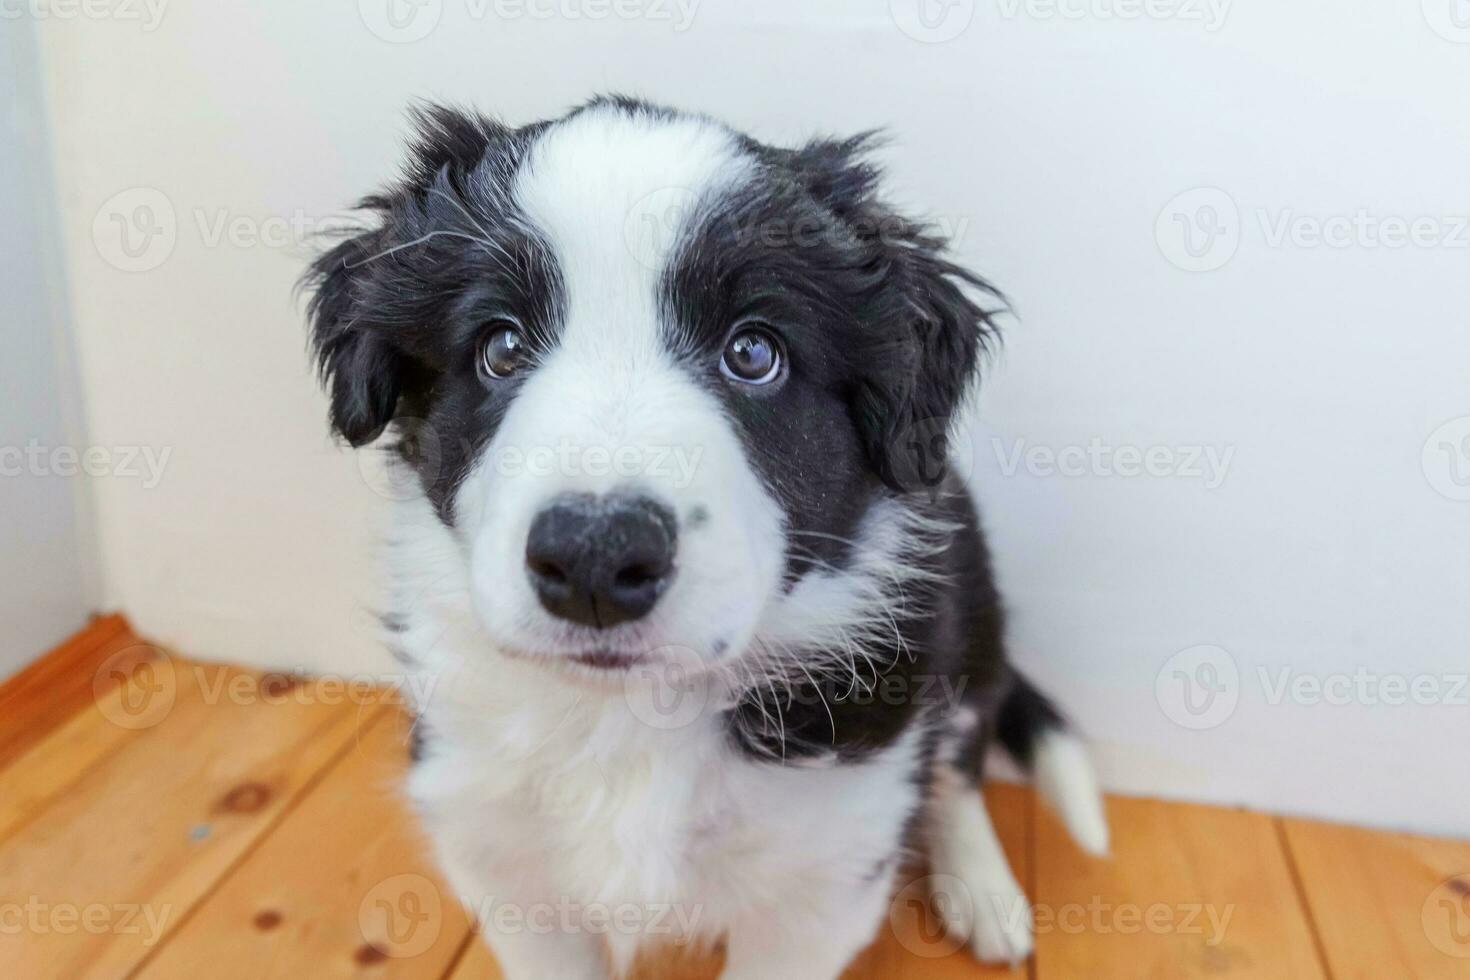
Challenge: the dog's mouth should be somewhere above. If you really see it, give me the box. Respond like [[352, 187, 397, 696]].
[[496, 641, 653, 676], [567, 649, 644, 671]]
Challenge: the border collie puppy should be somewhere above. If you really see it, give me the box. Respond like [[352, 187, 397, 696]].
[[305, 96, 1106, 979]]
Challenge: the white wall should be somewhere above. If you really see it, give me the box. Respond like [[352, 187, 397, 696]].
[[1, 21, 97, 673], [33, 0, 1470, 836]]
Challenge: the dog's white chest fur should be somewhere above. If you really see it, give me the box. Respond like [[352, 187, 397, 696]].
[[405, 642, 923, 961]]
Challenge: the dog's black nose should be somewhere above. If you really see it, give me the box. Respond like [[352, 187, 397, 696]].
[[525, 494, 677, 629]]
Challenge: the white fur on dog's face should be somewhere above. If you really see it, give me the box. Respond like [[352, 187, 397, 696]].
[[451, 109, 786, 676]]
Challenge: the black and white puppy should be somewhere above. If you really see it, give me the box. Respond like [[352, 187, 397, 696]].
[[305, 96, 1107, 979]]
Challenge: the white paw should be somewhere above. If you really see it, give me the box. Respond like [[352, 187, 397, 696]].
[[968, 884, 1034, 965], [926, 873, 1034, 965]]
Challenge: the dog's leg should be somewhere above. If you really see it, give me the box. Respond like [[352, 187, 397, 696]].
[[928, 762, 1034, 964], [421, 804, 606, 979], [440, 870, 607, 979], [720, 865, 895, 980]]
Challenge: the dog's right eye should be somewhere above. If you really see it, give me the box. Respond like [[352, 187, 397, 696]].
[[478, 321, 530, 381]]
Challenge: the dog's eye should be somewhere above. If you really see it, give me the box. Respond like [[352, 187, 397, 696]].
[[720, 325, 783, 386], [478, 322, 530, 380]]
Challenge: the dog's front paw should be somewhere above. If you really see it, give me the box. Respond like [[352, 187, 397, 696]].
[[928, 871, 1035, 965], [967, 884, 1034, 965]]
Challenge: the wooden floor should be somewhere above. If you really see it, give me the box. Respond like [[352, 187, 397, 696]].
[[2, 619, 1468, 979]]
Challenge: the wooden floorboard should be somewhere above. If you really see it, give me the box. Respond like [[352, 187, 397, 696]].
[[1031, 795, 1327, 979], [0, 613, 137, 769], [0, 660, 374, 978], [1, 623, 1465, 978], [136, 707, 471, 979], [1281, 817, 1470, 979]]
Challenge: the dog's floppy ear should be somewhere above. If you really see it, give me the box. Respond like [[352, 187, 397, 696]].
[[857, 236, 1001, 493], [304, 230, 405, 446], [303, 103, 509, 446], [788, 134, 1003, 492]]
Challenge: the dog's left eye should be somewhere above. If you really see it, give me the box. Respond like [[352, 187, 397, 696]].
[[478, 321, 530, 380], [720, 325, 784, 386]]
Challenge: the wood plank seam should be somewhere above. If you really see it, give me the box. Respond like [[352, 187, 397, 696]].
[[121, 703, 393, 978], [1274, 817, 1338, 980], [438, 921, 484, 979]]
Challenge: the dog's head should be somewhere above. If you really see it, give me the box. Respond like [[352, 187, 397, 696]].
[[305, 97, 998, 684]]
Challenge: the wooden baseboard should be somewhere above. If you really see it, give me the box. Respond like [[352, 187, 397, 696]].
[[0, 613, 149, 769]]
